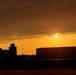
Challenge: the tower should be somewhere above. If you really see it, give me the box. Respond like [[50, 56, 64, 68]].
[[9, 43, 17, 56]]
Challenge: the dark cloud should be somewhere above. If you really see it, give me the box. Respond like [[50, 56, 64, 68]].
[[0, 0, 76, 40]]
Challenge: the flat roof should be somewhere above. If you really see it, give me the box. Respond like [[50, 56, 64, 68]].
[[36, 46, 76, 49]]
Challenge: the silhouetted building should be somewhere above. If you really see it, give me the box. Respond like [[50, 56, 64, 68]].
[[9, 43, 17, 56], [0, 43, 17, 57], [36, 47, 76, 59]]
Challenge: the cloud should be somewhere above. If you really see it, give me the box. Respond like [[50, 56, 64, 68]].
[[0, 0, 76, 40]]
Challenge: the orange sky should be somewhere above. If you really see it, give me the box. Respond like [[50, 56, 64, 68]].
[[0, 0, 76, 55], [0, 32, 76, 55]]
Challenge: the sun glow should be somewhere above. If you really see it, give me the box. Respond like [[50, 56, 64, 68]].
[[54, 34, 59, 38]]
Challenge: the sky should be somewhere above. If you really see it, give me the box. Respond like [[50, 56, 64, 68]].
[[0, 0, 76, 55]]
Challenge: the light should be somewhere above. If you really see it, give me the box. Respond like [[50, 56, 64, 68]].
[[55, 34, 59, 38]]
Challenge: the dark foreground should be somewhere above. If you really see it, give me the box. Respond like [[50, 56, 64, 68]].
[[0, 59, 76, 70], [1, 59, 76, 75], [0, 70, 76, 75]]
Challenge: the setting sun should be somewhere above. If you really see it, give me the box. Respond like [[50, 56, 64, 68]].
[[55, 34, 59, 38]]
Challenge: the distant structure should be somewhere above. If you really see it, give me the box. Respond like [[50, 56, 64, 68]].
[[1, 43, 76, 60], [0, 43, 36, 60], [0, 43, 17, 57], [36, 47, 76, 59], [9, 43, 17, 56]]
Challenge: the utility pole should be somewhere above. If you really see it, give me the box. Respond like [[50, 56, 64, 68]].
[[22, 48, 24, 55]]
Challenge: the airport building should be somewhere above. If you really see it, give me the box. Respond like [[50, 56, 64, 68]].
[[0, 43, 17, 57], [36, 47, 76, 59]]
